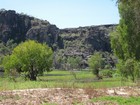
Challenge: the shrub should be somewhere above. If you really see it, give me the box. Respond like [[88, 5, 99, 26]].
[[2, 40, 53, 81], [117, 59, 140, 82], [100, 69, 115, 78], [88, 52, 103, 79]]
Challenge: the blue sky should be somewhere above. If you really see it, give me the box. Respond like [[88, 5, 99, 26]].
[[0, 0, 119, 28]]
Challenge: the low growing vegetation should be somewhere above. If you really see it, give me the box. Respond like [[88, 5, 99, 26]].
[[0, 1, 140, 105], [0, 70, 134, 90], [91, 96, 140, 105]]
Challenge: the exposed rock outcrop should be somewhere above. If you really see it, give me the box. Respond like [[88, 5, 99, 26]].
[[60, 25, 116, 59], [0, 9, 60, 50], [0, 10, 31, 43], [0, 9, 117, 68]]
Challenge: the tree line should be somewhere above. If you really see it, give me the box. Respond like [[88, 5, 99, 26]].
[[1, 0, 140, 82]]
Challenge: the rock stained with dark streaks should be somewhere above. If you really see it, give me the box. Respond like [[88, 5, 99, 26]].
[[0, 9, 117, 68]]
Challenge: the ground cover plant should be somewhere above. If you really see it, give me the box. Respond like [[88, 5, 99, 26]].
[[0, 84, 139, 105], [0, 70, 134, 90], [91, 96, 140, 105]]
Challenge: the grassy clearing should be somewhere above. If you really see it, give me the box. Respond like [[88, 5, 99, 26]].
[[0, 70, 134, 90], [41, 103, 57, 105], [39, 70, 93, 81], [91, 96, 140, 105]]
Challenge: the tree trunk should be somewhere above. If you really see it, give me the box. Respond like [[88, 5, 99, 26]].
[[29, 71, 37, 81], [29, 65, 37, 81], [96, 69, 102, 80]]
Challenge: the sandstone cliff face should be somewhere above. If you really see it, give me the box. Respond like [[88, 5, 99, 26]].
[[0, 9, 116, 68], [0, 9, 60, 50], [26, 19, 60, 50], [59, 25, 116, 59], [0, 10, 32, 43]]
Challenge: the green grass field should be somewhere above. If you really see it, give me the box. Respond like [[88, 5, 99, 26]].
[[0, 70, 134, 90], [91, 96, 140, 105]]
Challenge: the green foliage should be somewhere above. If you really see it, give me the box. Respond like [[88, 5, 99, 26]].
[[111, 0, 140, 60], [110, 30, 124, 59], [53, 49, 68, 70], [0, 70, 133, 90], [88, 52, 103, 79], [66, 56, 82, 79], [100, 70, 115, 78], [2, 40, 53, 81], [67, 56, 82, 70], [53, 48, 83, 71], [111, 0, 140, 82], [101, 52, 117, 69], [92, 96, 140, 105], [117, 59, 140, 82], [0, 40, 17, 61]]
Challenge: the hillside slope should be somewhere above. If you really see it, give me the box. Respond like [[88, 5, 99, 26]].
[[0, 9, 116, 68]]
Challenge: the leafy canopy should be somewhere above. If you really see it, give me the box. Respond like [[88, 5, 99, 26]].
[[111, 0, 140, 82], [111, 0, 140, 60], [2, 40, 53, 80]]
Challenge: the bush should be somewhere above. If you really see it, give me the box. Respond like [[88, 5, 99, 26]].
[[112, 70, 120, 78], [88, 52, 103, 79], [2, 40, 53, 81], [117, 59, 140, 82], [100, 69, 116, 78]]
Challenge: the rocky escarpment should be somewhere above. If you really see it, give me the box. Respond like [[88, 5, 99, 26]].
[[53, 25, 116, 69], [0, 9, 117, 69], [0, 9, 60, 50], [60, 25, 116, 59], [0, 10, 31, 43]]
